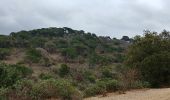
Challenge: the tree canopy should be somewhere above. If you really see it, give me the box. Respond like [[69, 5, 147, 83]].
[[125, 30, 170, 87]]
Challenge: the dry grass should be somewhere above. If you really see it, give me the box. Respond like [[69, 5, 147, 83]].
[[85, 88, 170, 100]]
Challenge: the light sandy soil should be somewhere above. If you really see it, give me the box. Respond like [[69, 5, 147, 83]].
[[85, 88, 170, 100]]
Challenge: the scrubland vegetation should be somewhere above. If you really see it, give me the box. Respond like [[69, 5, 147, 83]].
[[0, 27, 169, 100]]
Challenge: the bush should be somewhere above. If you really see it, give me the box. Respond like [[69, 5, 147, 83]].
[[114, 53, 125, 63], [6, 80, 34, 100], [87, 75, 96, 83], [97, 79, 118, 92], [141, 52, 170, 87], [0, 79, 83, 100], [88, 54, 114, 66], [126, 31, 170, 87], [61, 48, 78, 59], [104, 79, 119, 92], [0, 48, 11, 60], [0, 63, 33, 88], [101, 68, 113, 78], [59, 64, 70, 77], [39, 73, 55, 80], [84, 79, 119, 97], [39, 57, 52, 67], [25, 48, 42, 63], [83, 71, 96, 83], [44, 41, 57, 53], [31, 79, 82, 100], [0, 87, 8, 100], [84, 84, 106, 97], [131, 81, 151, 89]]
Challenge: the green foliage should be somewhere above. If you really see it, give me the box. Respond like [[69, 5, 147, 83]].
[[84, 79, 118, 97], [25, 48, 42, 63], [141, 51, 170, 87], [10, 79, 34, 99], [0, 87, 8, 100], [0, 63, 33, 88], [113, 46, 125, 52], [101, 68, 113, 78], [40, 57, 52, 67], [39, 73, 55, 80], [126, 30, 170, 87], [31, 79, 82, 100], [72, 43, 88, 56], [83, 71, 96, 83], [99, 79, 118, 92], [131, 81, 151, 89], [56, 39, 68, 48], [0, 27, 130, 98], [59, 64, 70, 77], [88, 54, 114, 66], [61, 48, 77, 59], [84, 84, 106, 97], [0, 48, 11, 60], [0, 79, 82, 100], [3, 27, 126, 66], [115, 53, 125, 63], [30, 37, 47, 48], [0, 35, 12, 48]]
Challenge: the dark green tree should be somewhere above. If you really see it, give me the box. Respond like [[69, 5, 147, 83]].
[[59, 64, 70, 77], [125, 30, 170, 87]]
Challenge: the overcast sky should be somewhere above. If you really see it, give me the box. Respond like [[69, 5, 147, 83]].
[[0, 0, 170, 38]]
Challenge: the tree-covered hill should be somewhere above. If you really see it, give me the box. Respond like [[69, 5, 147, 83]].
[[0, 28, 170, 100], [0, 27, 132, 100], [0, 27, 128, 66]]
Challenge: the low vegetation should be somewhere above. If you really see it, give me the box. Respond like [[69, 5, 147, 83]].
[[0, 27, 169, 99]]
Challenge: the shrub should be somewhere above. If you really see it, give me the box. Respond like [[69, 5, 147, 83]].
[[25, 48, 42, 63], [0, 63, 33, 88], [114, 47, 124, 53], [59, 64, 70, 77], [126, 31, 170, 87], [0, 79, 83, 100], [101, 68, 113, 78], [88, 54, 114, 66], [40, 57, 52, 67], [84, 84, 106, 97], [30, 79, 82, 100], [0, 48, 11, 60], [0, 87, 8, 100], [141, 52, 170, 87], [6, 80, 34, 100], [83, 71, 96, 83], [97, 79, 118, 92], [118, 68, 139, 90], [61, 48, 78, 59], [84, 79, 119, 97], [56, 39, 68, 48], [131, 81, 151, 89], [103, 79, 119, 92], [39, 73, 55, 80], [87, 75, 96, 83], [114, 53, 125, 63], [44, 41, 57, 53]]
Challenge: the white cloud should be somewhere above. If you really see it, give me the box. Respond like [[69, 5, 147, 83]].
[[0, 0, 169, 38]]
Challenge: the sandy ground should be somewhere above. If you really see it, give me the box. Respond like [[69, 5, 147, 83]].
[[85, 88, 170, 100]]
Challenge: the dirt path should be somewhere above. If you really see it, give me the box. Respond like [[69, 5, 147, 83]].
[[85, 88, 170, 100]]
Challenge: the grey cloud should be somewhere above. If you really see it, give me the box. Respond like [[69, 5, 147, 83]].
[[0, 0, 170, 38]]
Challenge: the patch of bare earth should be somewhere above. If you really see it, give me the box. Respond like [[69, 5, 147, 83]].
[[85, 88, 170, 100]]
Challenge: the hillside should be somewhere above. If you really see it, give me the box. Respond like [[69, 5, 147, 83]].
[[0, 27, 130, 99], [0, 27, 129, 74], [0, 28, 170, 100]]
